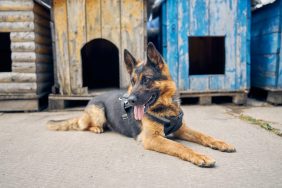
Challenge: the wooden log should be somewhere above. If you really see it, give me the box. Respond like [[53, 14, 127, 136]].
[[53, 0, 71, 95], [12, 62, 36, 73], [0, 11, 33, 22], [0, 22, 34, 32], [0, 1, 34, 11], [12, 62, 52, 73], [34, 13, 50, 29], [11, 42, 52, 54], [33, 2, 50, 20], [0, 72, 52, 83], [0, 83, 37, 93], [67, 0, 86, 94], [12, 52, 52, 63], [0, 72, 36, 83], [0, 22, 50, 36], [10, 32, 52, 45]]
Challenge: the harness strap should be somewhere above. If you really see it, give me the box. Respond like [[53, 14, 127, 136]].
[[146, 110, 184, 136], [119, 93, 131, 120]]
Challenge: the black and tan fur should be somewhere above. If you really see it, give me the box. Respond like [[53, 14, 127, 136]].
[[47, 43, 235, 167]]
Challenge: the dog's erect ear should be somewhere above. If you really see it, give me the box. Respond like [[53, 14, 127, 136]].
[[124, 49, 137, 75], [147, 42, 164, 69]]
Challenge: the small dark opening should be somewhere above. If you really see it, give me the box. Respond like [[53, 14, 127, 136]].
[[189, 37, 225, 75], [0, 32, 12, 72], [81, 39, 119, 89]]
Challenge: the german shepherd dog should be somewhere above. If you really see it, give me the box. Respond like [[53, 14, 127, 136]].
[[47, 43, 235, 167]]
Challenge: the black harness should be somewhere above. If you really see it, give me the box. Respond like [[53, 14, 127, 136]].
[[119, 94, 183, 136]]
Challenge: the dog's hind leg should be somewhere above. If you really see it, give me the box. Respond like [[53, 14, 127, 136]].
[[173, 123, 236, 152], [85, 105, 106, 134]]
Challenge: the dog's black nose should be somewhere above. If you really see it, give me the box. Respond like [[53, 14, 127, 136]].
[[128, 95, 137, 105]]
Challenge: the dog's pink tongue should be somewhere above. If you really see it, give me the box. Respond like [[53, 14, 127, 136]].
[[134, 105, 144, 120]]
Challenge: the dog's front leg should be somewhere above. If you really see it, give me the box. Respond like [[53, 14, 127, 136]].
[[173, 123, 236, 152], [142, 135, 215, 167], [140, 118, 215, 167]]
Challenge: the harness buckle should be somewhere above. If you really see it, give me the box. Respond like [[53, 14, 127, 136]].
[[122, 114, 128, 120]]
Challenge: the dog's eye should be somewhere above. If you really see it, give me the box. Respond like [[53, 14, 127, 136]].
[[142, 77, 151, 85]]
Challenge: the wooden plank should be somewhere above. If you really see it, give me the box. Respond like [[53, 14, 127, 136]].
[[101, 0, 121, 48], [0, 1, 34, 11], [10, 32, 52, 45], [252, 54, 278, 74], [161, 1, 168, 61], [209, 0, 231, 35], [86, 0, 101, 41], [53, 0, 71, 95], [251, 33, 280, 55], [166, 0, 179, 84], [189, 0, 209, 36], [120, 0, 145, 87], [0, 11, 33, 22], [11, 52, 52, 63], [0, 99, 39, 112], [189, 76, 209, 91], [277, 1, 282, 88], [11, 42, 52, 54], [251, 16, 280, 38], [67, 0, 86, 94], [209, 75, 225, 90], [177, 0, 189, 90], [236, 1, 247, 90]]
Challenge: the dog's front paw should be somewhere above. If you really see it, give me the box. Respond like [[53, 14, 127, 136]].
[[209, 140, 236, 152], [89, 126, 104, 134], [190, 154, 216, 168]]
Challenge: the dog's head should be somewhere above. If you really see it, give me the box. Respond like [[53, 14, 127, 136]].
[[124, 42, 177, 120]]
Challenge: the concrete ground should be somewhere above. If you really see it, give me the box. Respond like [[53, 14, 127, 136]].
[[0, 105, 281, 188]]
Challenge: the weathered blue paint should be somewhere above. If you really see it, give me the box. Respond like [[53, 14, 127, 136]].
[[162, 0, 250, 93], [165, 0, 178, 84], [177, 0, 189, 89], [251, 0, 282, 90]]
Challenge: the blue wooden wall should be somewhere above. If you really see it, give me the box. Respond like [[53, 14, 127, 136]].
[[162, 0, 251, 92], [251, 0, 282, 90]]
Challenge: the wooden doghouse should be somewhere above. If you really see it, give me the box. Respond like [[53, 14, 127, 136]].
[[49, 0, 146, 109], [251, 0, 282, 104], [161, 0, 251, 104], [0, 0, 53, 111]]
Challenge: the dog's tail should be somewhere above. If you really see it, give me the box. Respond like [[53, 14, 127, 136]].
[[47, 118, 81, 131]]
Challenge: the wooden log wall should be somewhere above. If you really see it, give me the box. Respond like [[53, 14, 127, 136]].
[[53, 0, 146, 95], [0, 0, 53, 97]]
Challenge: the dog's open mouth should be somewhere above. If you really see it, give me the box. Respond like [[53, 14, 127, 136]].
[[133, 94, 157, 120]]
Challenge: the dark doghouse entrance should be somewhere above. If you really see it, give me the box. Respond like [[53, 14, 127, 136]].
[[81, 39, 119, 89], [189, 37, 225, 75], [0, 32, 12, 72]]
